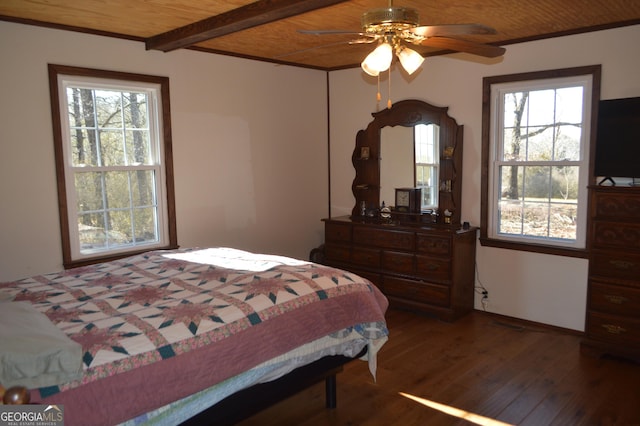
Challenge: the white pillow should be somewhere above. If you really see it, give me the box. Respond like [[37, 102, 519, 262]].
[[0, 301, 82, 388]]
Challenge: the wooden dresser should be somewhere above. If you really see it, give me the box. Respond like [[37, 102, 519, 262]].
[[322, 216, 477, 321], [582, 186, 640, 360]]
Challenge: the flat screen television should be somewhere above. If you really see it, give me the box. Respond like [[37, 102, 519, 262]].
[[594, 96, 640, 184]]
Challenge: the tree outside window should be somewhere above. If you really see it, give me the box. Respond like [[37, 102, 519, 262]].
[[481, 66, 601, 257]]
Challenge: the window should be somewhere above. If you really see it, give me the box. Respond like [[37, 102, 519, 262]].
[[49, 65, 177, 268], [481, 66, 601, 257], [415, 123, 439, 209]]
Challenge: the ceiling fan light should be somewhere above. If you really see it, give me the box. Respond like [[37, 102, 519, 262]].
[[361, 42, 393, 75], [397, 46, 424, 75], [361, 61, 380, 76]]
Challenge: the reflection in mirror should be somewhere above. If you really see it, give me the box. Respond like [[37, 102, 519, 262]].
[[415, 124, 439, 209], [380, 126, 413, 206], [380, 124, 440, 210]]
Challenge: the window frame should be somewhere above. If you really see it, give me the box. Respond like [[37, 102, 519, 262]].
[[414, 123, 439, 209], [480, 65, 601, 258], [48, 64, 178, 268]]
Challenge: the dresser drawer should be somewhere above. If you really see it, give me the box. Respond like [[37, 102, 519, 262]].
[[351, 247, 381, 268], [353, 226, 414, 250], [592, 221, 640, 250], [382, 251, 414, 275], [587, 311, 640, 347], [416, 255, 451, 283], [383, 276, 449, 307], [593, 191, 640, 219], [324, 243, 350, 264], [416, 234, 451, 256], [325, 222, 352, 242], [589, 281, 640, 316], [590, 250, 640, 282]]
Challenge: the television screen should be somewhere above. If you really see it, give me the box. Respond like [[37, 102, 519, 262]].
[[594, 97, 640, 180]]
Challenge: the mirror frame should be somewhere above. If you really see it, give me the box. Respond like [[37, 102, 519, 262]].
[[351, 99, 463, 226]]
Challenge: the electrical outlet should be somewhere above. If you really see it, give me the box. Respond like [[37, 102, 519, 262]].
[[481, 290, 489, 310]]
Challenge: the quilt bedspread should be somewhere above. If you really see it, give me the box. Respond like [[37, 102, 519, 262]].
[[0, 247, 389, 425]]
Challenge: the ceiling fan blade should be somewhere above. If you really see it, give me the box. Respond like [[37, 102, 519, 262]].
[[410, 23, 497, 37], [298, 29, 365, 36], [349, 38, 377, 44], [420, 36, 505, 58]]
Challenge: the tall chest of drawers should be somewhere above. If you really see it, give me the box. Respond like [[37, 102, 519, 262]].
[[322, 216, 477, 321], [582, 186, 640, 360]]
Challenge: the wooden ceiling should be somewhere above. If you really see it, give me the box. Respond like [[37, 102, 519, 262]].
[[1, 0, 639, 70]]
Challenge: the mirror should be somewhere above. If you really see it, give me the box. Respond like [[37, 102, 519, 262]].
[[380, 123, 440, 210], [380, 126, 414, 206], [351, 99, 463, 226]]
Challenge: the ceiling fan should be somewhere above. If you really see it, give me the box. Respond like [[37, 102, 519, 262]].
[[299, 1, 505, 75]]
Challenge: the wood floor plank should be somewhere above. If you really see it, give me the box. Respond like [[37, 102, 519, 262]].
[[236, 308, 640, 426]]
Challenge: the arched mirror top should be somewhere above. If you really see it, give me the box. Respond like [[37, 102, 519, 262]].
[[366, 99, 454, 129], [351, 99, 463, 226]]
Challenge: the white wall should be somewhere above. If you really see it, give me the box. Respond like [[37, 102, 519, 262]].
[[0, 21, 329, 281], [328, 25, 640, 331]]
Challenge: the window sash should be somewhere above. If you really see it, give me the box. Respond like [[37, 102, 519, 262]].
[[415, 124, 439, 209], [486, 74, 593, 250]]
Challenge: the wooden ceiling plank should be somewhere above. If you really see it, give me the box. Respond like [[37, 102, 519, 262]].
[[146, 0, 349, 52]]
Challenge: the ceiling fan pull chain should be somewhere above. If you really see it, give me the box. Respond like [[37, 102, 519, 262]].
[[377, 73, 381, 103], [387, 67, 392, 109]]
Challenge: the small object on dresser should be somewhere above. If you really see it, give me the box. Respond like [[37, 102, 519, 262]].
[[395, 187, 421, 213], [443, 146, 455, 159], [380, 201, 391, 220], [444, 209, 453, 224], [360, 146, 370, 160]]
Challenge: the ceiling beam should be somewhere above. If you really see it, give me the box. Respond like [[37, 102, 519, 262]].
[[146, 0, 349, 52]]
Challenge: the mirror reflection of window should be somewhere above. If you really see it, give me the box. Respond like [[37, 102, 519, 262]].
[[415, 124, 439, 209]]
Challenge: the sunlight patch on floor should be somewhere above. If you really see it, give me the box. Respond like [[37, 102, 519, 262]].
[[399, 392, 514, 426]]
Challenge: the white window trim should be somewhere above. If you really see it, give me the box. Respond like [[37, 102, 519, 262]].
[[487, 74, 593, 250]]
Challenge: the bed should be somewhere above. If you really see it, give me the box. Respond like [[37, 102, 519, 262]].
[[0, 247, 389, 425]]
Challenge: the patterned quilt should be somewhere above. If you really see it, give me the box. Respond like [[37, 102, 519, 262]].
[[0, 247, 389, 425]]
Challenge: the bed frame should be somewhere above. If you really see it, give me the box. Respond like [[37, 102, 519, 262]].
[[181, 348, 366, 425]]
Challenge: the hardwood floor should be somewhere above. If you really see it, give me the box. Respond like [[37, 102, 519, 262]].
[[238, 308, 640, 426]]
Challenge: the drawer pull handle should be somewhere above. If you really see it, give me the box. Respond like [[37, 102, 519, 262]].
[[425, 263, 438, 271], [609, 260, 635, 270], [604, 294, 629, 304], [602, 324, 626, 334]]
